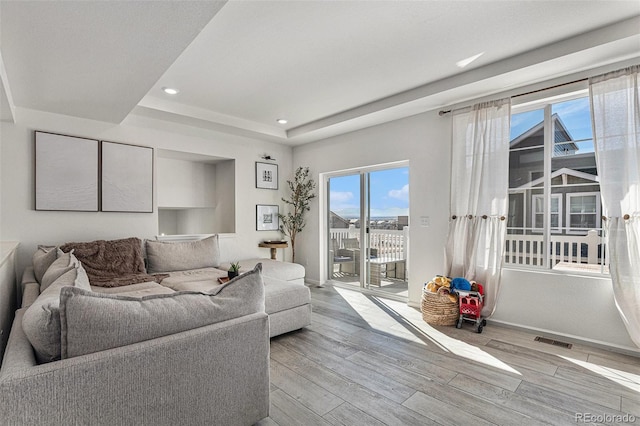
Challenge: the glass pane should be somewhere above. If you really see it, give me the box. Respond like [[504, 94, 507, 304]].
[[583, 197, 596, 212], [367, 167, 409, 294], [328, 174, 360, 282], [570, 214, 596, 229], [550, 196, 559, 212], [535, 214, 543, 229], [552, 97, 593, 144], [534, 196, 544, 213], [510, 147, 544, 189], [510, 109, 544, 145], [507, 193, 524, 229]]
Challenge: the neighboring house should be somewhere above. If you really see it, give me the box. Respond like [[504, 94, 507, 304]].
[[508, 114, 601, 236], [329, 211, 350, 229]]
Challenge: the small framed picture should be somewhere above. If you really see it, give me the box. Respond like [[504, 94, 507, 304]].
[[256, 204, 279, 231], [256, 162, 278, 190]]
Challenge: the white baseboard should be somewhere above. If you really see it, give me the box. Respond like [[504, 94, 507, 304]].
[[488, 318, 640, 358]]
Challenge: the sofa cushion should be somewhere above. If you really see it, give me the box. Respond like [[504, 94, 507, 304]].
[[218, 258, 305, 282], [59, 263, 264, 359], [32, 245, 57, 284], [60, 237, 160, 287], [263, 277, 311, 315], [159, 267, 227, 292], [90, 281, 175, 298], [22, 260, 91, 363], [146, 235, 221, 273]]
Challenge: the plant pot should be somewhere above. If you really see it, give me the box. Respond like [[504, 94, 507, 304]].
[[228, 270, 239, 279]]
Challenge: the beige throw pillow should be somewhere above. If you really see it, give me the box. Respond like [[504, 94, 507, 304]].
[[145, 235, 221, 273], [32, 245, 58, 284]]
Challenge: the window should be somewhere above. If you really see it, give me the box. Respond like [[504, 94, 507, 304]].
[[567, 192, 600, 234], [506, 89, 606, 273], [532, 194, 562, 233]]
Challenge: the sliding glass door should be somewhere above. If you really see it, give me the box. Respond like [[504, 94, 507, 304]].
[[326, 164, 409, 298]]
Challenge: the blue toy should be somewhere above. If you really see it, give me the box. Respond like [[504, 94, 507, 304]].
[[450, 277, 471, 291]]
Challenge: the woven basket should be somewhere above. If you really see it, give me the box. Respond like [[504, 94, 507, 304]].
[[421, 289, 459, 326]]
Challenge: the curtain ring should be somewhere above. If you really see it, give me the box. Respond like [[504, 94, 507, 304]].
[[452, 215, 457, 220], [482, 215, 488, 219], [601, 216, 607, 221], [500, 216, 506, 221], [468, 215, 473, 219], [624, 214, 630, 220]]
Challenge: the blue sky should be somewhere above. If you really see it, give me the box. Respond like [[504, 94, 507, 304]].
[[329, 167, 409, 219]]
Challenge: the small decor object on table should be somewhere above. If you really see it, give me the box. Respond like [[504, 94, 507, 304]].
[[256, 205, 279, 231], [255, 162, 278, 190], [228, 261, 240, 279]]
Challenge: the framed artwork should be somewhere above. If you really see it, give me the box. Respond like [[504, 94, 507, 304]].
[[101, 141, 153, 212], [35, 131, 99, 211], [256, 204, 279, 231], [255, 162, 278, 190]]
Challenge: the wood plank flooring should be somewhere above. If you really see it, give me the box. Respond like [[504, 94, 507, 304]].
[[258, 285, 640, 426]]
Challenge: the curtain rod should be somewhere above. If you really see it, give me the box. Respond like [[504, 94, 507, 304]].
[[438, 77, 589, 116]]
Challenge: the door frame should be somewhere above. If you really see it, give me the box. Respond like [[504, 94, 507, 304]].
[[319, 160, 409, 296]]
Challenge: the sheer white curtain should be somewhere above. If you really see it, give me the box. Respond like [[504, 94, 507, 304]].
[[445, 99, 511, 317], [590, 65, 640, 347]]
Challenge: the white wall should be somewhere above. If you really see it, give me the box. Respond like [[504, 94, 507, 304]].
[[0, 108, 291, 272], [493, 269, 635, 351], [293, 109, 637, 352], [157, 157, 217, 208]]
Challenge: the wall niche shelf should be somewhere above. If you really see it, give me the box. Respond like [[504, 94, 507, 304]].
[[157, 149, 235, 235]]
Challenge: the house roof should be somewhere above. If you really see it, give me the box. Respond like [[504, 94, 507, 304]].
[[515, 167, 599, 190], [510, 113, 578, 151], [1, 2, 639, 145]]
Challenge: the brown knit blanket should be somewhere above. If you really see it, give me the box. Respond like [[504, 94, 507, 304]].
[[60, 237, 167, 287]]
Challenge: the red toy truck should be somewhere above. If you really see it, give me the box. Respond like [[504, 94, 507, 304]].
[[456, 290, 487, 333]]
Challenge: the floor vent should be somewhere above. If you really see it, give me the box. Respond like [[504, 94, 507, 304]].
[[534, 336, 572, 349]]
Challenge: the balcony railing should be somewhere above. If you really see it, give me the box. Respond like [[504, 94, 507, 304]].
[[330, 225, 408, 260], [505, 228, 608, 273]]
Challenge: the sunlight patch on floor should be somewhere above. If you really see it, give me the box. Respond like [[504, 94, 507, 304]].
[[334, 287, 521, 375], [559, 355, 640, 394]]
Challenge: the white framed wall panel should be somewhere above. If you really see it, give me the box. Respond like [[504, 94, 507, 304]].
[[35, 131, 99, 211], [101, 141, 153, 213]]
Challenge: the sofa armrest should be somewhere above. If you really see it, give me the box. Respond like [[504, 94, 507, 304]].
[[1, 309, 270, 425]]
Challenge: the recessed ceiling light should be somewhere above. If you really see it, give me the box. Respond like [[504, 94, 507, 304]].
[[276, 119, 288, 124], [456, 52, 485, 68], [162, 87, 179, 95]]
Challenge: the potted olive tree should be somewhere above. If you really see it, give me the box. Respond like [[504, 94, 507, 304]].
[[279, 166, 316, 263]]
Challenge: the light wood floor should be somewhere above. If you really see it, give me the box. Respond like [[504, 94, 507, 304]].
[[258, 284, 640, 426]]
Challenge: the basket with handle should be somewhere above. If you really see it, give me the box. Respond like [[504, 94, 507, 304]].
[[421, 287, 459, 326]]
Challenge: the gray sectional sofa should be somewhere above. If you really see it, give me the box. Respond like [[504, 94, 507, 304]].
[[0, 235, 311, 425]]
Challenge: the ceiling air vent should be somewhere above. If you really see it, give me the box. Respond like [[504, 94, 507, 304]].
[[534, 336, 572, 349]]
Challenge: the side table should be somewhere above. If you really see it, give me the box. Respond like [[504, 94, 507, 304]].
[[258, 241, 288, 260]]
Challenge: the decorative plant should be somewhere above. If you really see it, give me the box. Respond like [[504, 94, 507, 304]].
[[279, 166, 316, 263], [228, 261, 241, 278]]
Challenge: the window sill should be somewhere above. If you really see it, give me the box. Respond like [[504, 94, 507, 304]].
[[503, 264, 610, 279]]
